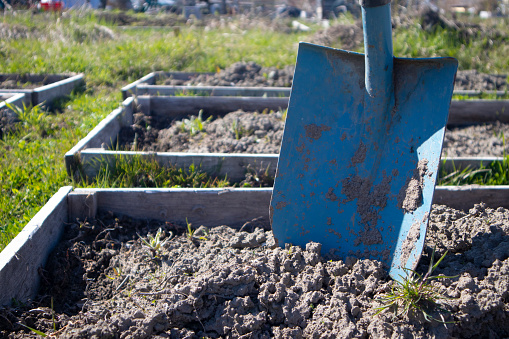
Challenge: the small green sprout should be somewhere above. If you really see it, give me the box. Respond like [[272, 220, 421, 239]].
[[375, 248, 457, 323], [231, 118, 250, 140], [178, 109, 212, 136], [186, 218, 195, 239], [138, 228, 171, 257]]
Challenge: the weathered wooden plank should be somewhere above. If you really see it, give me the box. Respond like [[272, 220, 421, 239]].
[[70, 188, 273, 228], [0, 186, 72, 306], [64, 97, 134, 176], [80, 150, 279, 182], [78, 186, 509, 218], [0, 93, 27, 113], [136, 86, 508, 99], [122, 72, 216, 99], [32, 74, 85, 105], [448, 100, 509, 125], [136, 85, 291, 97], [434, 186, 509, 210], [0, 90, 32, 106], [146, 96, 289, 117], [141, 95, 509, 125], [121, 72, 158, 100]]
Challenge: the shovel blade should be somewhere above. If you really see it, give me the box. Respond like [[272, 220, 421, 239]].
[[270, 43, 458, 280]]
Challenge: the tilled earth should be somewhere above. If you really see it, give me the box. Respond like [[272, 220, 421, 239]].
[[119, 108, 509, 158], [160, 61, 508, 93], [1, 203, 508, 338]]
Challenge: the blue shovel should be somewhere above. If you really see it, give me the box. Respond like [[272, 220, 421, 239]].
[[270, 0, 458, 280]]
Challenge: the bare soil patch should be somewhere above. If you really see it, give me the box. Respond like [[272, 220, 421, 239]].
[[118, 109, 509, 158], [159, 60, 507, 92], [0, 203, 508, 338]]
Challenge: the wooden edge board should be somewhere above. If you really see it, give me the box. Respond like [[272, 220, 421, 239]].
[[144, 96, 289, 116], [32, 74, 85, 105], [136, 85, 291, 97], [137, 95, 509, 125], [69, 187, 273, 228], [434, 185, 509, 210], [125, 72, 506, 97], [0, 92, 26, 113], [0, 186, 72, 306], [64, 97, 134, 176], [448, 100, 509, 125], [136, 86, 508, 99], [121, 72, 157, 100], [1, 184, 508, 305]]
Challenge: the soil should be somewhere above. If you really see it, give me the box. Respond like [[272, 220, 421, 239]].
[[118, 109, 285, 155], [161, 62, 295, 88], [118, 108, 509, 159], [1, 202, 508, 338], [163, 60, 508, 92]]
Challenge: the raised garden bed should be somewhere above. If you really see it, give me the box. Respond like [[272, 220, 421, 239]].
[[0, 73, 85, 108], [67, 95, 509, 190], [122, 68, 508, 100], [0, 186, 508, 337]]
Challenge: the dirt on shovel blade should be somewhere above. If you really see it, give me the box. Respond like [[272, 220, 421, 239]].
[[0, 203, 508, 338]]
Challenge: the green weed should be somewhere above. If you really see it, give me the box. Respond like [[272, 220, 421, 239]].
[[185, 218, 194, 239], [178, 109, 212, 136], [375, 249, 457, 323], [78, 154, 230, 189], [231, 118, 251, 140], [138, 227, 170, 257], [438, 157, 509, 186]]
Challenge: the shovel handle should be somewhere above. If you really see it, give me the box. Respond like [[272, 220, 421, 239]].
[[361, 0, 393, 101]]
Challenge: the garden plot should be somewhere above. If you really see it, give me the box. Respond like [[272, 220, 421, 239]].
[[0, 73, 84, 107], [68, 95, 509, 201], [0, 187, 508, 338], [122, 63, 508, 99]]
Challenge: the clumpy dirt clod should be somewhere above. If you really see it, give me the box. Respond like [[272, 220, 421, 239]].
[[397, 159, 428, 213], [1, 203, 509, 338]]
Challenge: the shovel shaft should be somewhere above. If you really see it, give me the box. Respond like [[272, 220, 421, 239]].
[[362, 3, 393, 100]]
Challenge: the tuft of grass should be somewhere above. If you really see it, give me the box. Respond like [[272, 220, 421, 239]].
[[77, 154, 230, 189], [231, 117, 251, 140], [178, 109, 212, 136], [438, 157, 509, 186], [375, 249, 457, 323], [185, 217, 194, 239], [138, 227, 171, 257]]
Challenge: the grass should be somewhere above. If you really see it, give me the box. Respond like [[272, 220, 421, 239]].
[[81, 154, 231, 188], [438, 157, 509, 186], [0, 9, 508, 252], [375, 249, 457, 323]]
